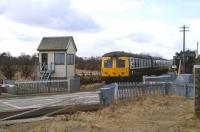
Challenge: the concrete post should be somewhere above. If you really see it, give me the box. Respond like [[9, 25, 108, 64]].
[[194, 65, 200, 118], [114, 83, 118, 103], [67, 78, 70, 93]]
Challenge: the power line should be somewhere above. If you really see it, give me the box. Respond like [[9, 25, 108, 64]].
[[179, 25, 189, 74]]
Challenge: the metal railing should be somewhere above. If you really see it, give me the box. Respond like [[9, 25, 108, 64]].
[[171, 82, 194, 98], [117, 82, 194, 100], [39, 62, 55, 80], [99, 81, 194, 106], [39, 62, 55, 73], [117, 82, 168, 100], [15, 80, 68, 95], [4, 78, 80, 95]]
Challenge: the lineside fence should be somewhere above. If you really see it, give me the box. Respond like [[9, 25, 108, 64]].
[[117, 82, 168, 100], [1, 77, 80, 95], [99, 81, 194, 106], [118, 82, 194, 99]]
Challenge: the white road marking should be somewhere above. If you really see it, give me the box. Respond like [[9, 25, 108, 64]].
[[0, 92, 99, 111], [2, 102, 49, 109], [2, 102, 21, 109]]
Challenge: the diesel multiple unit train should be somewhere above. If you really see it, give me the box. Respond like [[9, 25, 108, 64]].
[[101, 51, 172, 82]]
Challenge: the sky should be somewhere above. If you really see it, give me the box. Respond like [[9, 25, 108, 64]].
[[0, 0, 200, 59]]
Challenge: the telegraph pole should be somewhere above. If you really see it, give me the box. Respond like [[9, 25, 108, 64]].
[[179, 25, 189, 73], [197, 42, 199, 58]]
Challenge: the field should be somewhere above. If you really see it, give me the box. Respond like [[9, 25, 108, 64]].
[[1, 95, 200, 132]]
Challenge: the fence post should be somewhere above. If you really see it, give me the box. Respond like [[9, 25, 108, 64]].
[[67, 78, 70, 93], [194, 65, 200, 119], [114, 83, 118, 104], [185, 84, 188, 98], [165, 82, 170, 95]]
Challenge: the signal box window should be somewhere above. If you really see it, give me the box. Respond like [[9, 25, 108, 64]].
[[54, 53, 64, 65], [104, 59, 112, 68], [67, 54, 74, 65], [117, 59, 125, 68]]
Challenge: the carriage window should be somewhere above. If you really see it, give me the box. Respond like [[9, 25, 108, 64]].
[[116, 59, 125, 68], [104, 59, 112, 68], [134, 59, 137, 68], [143, 60, 145, 67], [139, 59, 142, 68], [149, 60, 151, 67]]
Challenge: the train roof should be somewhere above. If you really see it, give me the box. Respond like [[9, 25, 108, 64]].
[[102, 51, 168, 60]]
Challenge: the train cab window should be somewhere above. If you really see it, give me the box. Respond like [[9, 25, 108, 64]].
[[116, 59, 125, 68], [104, 59, 112, 68]]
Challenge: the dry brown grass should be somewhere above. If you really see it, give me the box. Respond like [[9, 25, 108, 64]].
[[80, 83, 104, 92], [1, 95, 200, 132], [76, 69, 100, 76]]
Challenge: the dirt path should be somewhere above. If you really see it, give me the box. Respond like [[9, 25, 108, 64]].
[[1, 95, 200, 132]]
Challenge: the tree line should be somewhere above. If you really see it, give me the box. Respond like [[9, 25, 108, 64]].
[[75, 56, 101, 71], [1, 50, 200, 80], [0, 52, 101, 80], [174, 50, 199, 73], [0, 52, 38, 79]]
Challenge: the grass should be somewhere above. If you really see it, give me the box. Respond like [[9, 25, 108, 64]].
[[80, 82, 104, 92], [1, 95, 200, 132]]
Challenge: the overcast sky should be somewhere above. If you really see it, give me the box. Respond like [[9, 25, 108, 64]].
[[0, 0, 200, 59]]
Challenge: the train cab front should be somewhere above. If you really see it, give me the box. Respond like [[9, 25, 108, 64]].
[[101, 57, 129, 83]]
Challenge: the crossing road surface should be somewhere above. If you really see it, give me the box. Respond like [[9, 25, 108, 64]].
[[0, 92, 100, 113]]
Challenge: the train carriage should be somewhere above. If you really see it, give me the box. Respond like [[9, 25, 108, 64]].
[[101, 51, 171, 83]]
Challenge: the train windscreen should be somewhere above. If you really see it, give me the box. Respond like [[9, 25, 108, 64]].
[[116, 59, 125, 68], [104, 59, 112, 68]]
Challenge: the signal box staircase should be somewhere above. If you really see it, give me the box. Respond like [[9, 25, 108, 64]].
[[40, 64, 54, 80]]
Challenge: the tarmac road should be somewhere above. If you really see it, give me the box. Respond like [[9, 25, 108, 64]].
[[0, 92, 100, 113]]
